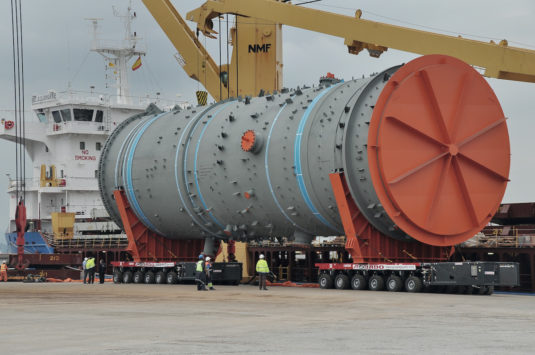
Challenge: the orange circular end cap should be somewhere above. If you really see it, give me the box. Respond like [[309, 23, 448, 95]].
[[241, 130, 256, 152], [368, 55, 510, 246]]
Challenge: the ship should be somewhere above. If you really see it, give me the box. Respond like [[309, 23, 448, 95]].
[[0, 3, 184, 260]]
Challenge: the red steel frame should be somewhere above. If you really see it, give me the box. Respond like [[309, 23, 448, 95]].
[[15, 201, 29, 270], [329, 172, 454, 263], [113, 189, 204, 262]]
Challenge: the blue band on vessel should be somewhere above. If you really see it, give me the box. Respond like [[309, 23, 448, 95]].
[[294, 84, 342, 232], [115, 119, 147, 187], [265, 103, 314, 234], [192, 103, 231, 229], [125, 113, 165, 234], [174, 109, 218, 237]]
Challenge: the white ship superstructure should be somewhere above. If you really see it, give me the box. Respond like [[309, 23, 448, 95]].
[[1, 3, 183, 248]]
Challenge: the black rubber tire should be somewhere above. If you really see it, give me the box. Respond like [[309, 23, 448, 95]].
[[368, 275, 385, 291], [319, 274, 334, 289], [445, 285, 456, 294], [122, 270, 133, 284], [466, 285, 475, 294], [133, 271, 144, 284], [113, 270, 122, 284], [485, 286, 494, 295], [386, 275, 403, 292], [166, 271, 178, 284], [144, 271, 155, 284], [334, 274, 350, 290], [456, 285, 468, 294], [405, 276, 422, 293], [351, 274, 367, 290], [155, 271, 167, 284]]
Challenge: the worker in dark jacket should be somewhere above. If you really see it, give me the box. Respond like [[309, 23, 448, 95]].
[[205, 256, 215, 290], [195, 254, 207, 291], [82, 257, 88, 284], [98, 259, 106, 284], [256, 254, 270, 290]]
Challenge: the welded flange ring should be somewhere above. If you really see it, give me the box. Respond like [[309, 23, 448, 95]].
[[368, 55, 510, 246]]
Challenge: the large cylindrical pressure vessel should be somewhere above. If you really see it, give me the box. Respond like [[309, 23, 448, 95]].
[[99, 55, 510, 247]]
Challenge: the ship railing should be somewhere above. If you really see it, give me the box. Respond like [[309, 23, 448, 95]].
[[33, 89, 184, 110], [7, 178, 38, 190], [7, 177, 99, 191], [47, 120, 108, 134], [50, 235, 129, 250], [461, 227, 535, 248]]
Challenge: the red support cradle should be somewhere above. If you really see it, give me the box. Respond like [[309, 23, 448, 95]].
[[329, 172, 454, 263], [113, 189, 204, 262]]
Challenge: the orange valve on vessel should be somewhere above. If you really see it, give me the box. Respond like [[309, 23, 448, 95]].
[[241, 129, 262, 153], [241, 130, 256, 152]]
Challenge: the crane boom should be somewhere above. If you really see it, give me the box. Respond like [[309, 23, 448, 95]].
[[142, 0, 226, 101], [187, 0, 535, 83], [142, 0, 282, 101]]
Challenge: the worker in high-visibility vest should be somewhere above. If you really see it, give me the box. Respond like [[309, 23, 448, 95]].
[[256, 254, 270, 290], [86, 257, 96, 284], [195, 254, 207, 291], [0, 261, 8, 282]]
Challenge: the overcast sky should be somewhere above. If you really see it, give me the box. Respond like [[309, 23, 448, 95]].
[[1, 0, 534, 235]]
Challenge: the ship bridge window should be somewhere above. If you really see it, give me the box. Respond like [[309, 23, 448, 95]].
[[73, 108, 94, 121], [36, 110, 46, 123], [96, 142, 102, 151], [95, 110, 104, 123], [51, 110, 62, 123], [61, 109, 72, 121]]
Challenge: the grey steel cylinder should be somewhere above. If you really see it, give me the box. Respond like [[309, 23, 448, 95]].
[[99, 65, 409, 243]]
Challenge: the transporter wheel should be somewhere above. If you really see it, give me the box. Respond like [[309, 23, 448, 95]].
[[113, 270, 122, 284], [456, 285, 468, 294], [319, 274, 334, 289], [405, 276, 422, 293], [445, 285, 456, 294], [369, 275, 385, 291], [144, 271, 155, 284], [133, 271, 144, 284], [351, 274, 367, 290], [155, 271, 167, 284], [386, 276, 403, 292], [334, 274, 350, 290], [485, 286, 494, 295], [166, 271, 178, 284], [122, 270, 133, 284]]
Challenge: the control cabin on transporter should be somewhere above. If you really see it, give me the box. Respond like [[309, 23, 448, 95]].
[[105, 1, 533, 291]]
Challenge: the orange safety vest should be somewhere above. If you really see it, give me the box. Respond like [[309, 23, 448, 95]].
[[1, 264, 7, 272]]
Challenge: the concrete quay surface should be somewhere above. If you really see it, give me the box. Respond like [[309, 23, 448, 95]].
[[0, 282, 534, 354]]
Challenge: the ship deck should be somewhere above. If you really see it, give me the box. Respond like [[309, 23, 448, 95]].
[[0, 282, 533, 353]]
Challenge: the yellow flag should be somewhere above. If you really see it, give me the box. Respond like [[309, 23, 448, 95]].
[[132, 56, 142, 71]]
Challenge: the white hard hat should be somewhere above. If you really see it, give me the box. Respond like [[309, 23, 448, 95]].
[[259, 254, 264, 259], [84, 257, 88, 260], [2, 261, 6, 264], [206, 257, 211, 261]]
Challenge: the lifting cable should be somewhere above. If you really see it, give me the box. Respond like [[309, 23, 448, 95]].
[[10, 0, 26, 203], [218, 15, 222, 101], [226, 14, 230, 99], [235, 15, 239, 97]]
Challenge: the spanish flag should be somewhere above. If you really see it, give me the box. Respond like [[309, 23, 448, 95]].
[[131, 56, 142, 71]]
